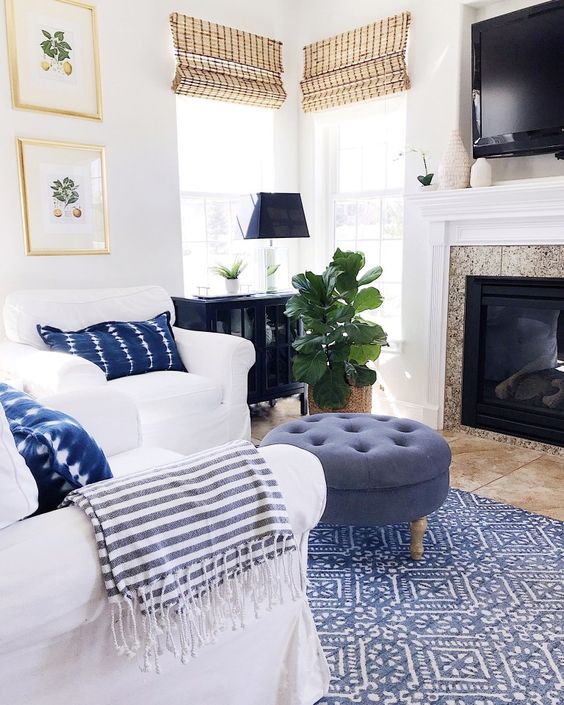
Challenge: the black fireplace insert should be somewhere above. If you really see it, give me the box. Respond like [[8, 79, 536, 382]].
[[461, 276, 564, 446]]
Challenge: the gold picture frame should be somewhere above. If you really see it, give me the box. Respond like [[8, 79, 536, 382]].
[[6, 0, 102, 120], [17, 138, 110, 256]]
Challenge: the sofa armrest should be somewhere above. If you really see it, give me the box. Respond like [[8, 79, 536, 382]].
[[0, 342, 106, 397], [41, 388, 141, 458], [172, 327, 255, 406]]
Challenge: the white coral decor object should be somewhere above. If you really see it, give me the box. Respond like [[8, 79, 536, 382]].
[[437, 129, 472, 190]]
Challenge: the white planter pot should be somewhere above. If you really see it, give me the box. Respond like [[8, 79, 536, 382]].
[[225, 279, 240, 295], [470, 158, 493, 188], [437, 129, 472, 190]]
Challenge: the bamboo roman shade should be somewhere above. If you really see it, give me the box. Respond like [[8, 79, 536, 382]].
[[170, 13, 286, 109], [300, 11, 411, 113]]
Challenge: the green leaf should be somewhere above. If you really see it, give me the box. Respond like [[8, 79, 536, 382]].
[[325, 327, 346, 345], [68, 195, 79, 204], [331, 249, 365, 294], [285, 295, 323, 322], [43, 47, 55, 58], [312, 365, 351, 409], [343, 322, 382, 345], [327, 342, 350, 364], [349, 343, 382, 365], [353, 287, 384, 313], [327, 303, 355, 323], [58, 50, 70, 61], [292, 350, 327, 385], [292, 333, 326, 355], [41, 30, 52, 39], [357, 266, 383, 287], [59, 41, 71, 50], [345, 362, 377, 387], [54, 31, 64, 40]]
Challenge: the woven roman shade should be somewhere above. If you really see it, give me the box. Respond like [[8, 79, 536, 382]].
[[170, 13, 286, 109], [300, 11, 411, 113]]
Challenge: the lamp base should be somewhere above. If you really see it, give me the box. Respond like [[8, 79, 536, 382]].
[[260, 245, 288, 293]]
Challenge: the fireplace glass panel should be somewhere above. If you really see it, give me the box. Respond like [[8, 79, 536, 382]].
[[462, 276, 564, 446], [482, 305, 564, 413]]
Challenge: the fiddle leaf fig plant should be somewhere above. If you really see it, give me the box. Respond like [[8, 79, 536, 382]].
[[285, 249, 388, 410]]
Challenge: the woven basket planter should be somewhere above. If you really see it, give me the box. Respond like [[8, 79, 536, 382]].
[[308, 384, 372, 415]]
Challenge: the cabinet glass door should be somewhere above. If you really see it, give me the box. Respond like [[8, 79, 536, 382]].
[[265, 304, 293, 390]]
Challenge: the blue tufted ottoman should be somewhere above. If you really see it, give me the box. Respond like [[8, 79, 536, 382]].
[[260, 413, 451, 560]]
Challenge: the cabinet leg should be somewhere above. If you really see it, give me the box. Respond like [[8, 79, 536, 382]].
[[300, 391, 308, 416]]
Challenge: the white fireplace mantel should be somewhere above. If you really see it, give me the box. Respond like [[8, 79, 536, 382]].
[[410, 178, 564, 429]]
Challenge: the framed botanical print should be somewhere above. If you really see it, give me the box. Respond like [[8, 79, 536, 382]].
[[17, 138, 110, 256], [6, 0, 102, 120]]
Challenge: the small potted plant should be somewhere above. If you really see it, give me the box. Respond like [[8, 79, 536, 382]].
[[398, 146, 436, 189], [210, 259, 247, 295], [285, 249, 388, 413]]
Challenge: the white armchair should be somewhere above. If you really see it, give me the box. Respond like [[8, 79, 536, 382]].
[[0, 286, 255, 456]]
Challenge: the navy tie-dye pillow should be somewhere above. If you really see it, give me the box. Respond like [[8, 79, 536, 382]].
[[0, 384, 112, 514], [37, 310, 186, 381]]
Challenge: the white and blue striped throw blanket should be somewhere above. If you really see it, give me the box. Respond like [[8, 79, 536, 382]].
[[61, 440, 299, 672]]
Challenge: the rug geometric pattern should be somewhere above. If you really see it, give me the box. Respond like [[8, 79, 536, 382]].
[[308, 489, 563, 705]]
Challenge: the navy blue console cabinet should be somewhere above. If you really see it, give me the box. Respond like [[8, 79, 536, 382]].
[[172, 294, 306, 414]]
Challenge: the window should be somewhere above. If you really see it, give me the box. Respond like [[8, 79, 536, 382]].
[[317, 96, 406, 344], [176, 97, 274, 295]]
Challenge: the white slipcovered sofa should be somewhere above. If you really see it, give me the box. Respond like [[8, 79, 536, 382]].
[[0, 286, 255, 455], [0, 387, 329, 705]]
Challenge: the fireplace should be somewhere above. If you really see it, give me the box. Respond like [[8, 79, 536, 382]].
[[461, 276, 564, 446]]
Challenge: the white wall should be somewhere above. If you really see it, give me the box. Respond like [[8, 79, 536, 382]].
[[0, 0, 298, 336], [0, 0, 560, 419]]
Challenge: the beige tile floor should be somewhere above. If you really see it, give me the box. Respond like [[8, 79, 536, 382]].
[[251, 397, 564, 522]]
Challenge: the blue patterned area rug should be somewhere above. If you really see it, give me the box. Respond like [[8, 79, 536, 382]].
[[308, 489, 563, 705]]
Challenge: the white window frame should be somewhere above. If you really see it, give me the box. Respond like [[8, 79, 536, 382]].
[[314, 100, 407, 353]]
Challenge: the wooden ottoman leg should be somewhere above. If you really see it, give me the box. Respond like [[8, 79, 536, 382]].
[[409, 516, 428, 560]]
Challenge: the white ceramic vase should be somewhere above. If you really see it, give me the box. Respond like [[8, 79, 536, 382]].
[[470, 158, 492, 188], [225, 279, 240, 295], [437, 130, 472, 190]]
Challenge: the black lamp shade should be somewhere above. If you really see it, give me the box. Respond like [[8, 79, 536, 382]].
[[238, 193, 310, 240]]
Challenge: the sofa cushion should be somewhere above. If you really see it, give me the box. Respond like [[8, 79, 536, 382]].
[[38, 311, 185, 381], [109, 447, 184, 478], [0, 404, 38, 529], [0, 384, 112, 514], [4, 285, 175, 349], [109, 370, 223, 424]]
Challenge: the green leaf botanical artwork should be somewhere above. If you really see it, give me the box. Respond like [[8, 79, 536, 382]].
[[40, 29, 73, 76], [50, 177, 82, 219]]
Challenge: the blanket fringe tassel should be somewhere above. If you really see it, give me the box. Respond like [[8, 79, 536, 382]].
[[110, 534, 300, 673]]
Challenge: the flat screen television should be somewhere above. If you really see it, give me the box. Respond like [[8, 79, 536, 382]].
[[472, 0, 564, 158]]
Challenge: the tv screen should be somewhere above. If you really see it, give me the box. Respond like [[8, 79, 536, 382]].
[[472, 0, 564, 158]]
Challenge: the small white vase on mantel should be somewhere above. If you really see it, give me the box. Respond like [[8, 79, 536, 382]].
[[470, 158, 492, 188], [225, 279, 240, 295], [437, 129, 472, 190]]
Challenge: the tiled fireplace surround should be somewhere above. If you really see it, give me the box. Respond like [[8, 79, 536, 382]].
[[413, 180, 564, 456]]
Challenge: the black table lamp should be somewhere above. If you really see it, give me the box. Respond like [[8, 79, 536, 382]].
[[238, 193, 309, 292]]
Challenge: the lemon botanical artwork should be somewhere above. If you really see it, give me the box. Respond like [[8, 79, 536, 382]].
[[40, 29, 74, 77], [6, 0, 102, 120], [17, 139, 109, 256], [50, 177, 82, 220]]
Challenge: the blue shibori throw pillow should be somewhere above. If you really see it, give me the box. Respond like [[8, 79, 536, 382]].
[[37, 310, 185, 381], [0, 384, 113, 514]]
